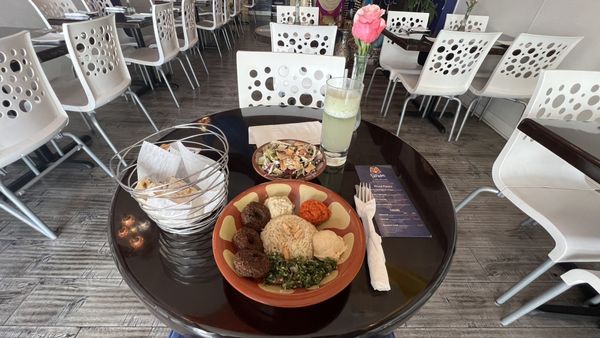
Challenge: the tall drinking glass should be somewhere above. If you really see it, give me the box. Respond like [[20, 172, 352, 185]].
[[321, 78, 364, 167]]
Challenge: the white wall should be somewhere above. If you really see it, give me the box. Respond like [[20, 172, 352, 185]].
[[454, 0, 600, 138]]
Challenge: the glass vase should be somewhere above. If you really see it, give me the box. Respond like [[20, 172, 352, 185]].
[[459, 9, 472, 31], [352, 53, 368, 130]]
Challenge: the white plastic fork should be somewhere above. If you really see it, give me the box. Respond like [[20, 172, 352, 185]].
[[354, 182, 391, 291]]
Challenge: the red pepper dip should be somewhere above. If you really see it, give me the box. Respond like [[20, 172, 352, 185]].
[[299, 200, 331, 225]]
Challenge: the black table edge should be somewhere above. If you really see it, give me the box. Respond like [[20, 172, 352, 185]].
[[518, 118, 600, 183]]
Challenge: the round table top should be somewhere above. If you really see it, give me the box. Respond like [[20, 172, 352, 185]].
[[108, 106, 457, 337]]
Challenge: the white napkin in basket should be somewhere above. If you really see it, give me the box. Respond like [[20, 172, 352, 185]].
[[248, 121, 322, 147]]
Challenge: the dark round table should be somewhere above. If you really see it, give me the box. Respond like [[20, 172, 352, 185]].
[[108, 106, 457, 337]]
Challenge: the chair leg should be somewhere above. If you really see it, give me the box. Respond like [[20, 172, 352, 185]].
[[211, 31, 223, 58], [126, 89, 159, 131], [448, 97, 463, 142], [422, 96, 433, 118], [455, 96, 481, 142], [438, 98, 451, 119], [78, 111, 95, 134], [382, 81, 398, 117], [418, 95, 426, 112], [496, 259, 556, 305], [222, 28, 232, 50], [142, 66, 155, 90], [0, 182, 57, 239], [365, 66, 382, 99], [195, 46, 209, 76], [396, 94, 416, 136], [174, 56, 195, 90], [85, 111, 127, 166], [184, 53, 201, 88], [501, 281, 571, 326], [59, 132, 113, 177], [157, 67, 181, 108], [455, 186, 501, 212], [379, 79, 392, 116], [433, 97, 442, 111], [478, 97, 493, 120]]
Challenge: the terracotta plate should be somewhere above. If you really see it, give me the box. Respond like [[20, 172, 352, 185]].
[[252, 140, 326, 181], [212, 180, 365, 308]]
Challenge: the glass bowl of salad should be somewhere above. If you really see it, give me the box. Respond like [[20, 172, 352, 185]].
[[252, 140, 326, 181]]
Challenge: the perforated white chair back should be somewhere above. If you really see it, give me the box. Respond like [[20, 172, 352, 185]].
[[152, 3, 179, 62], [63, 14, 131, 110], [28, 0, 80, 29], [413, 30, 501, 96], [444, 13, 489, 32], [475, 34, 582, 99], [236, 51, 345, 108], [380, 11, 429, 72], [181, 0, 199, 51], [493, 70, 600, 192], [276, 5, 319, 25], [270, 23, 337, 55], [201, 0, 226, 29], [83, 0, 114, 15], [0, 32, 68, 168]]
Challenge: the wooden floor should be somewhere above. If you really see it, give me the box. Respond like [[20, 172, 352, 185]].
[[0, 23, 599, 338]]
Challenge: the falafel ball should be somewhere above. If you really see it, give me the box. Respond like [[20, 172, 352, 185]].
[[233, 249, 271, 278], [233, 227, 264, 251], [240, 202, 271, 231]]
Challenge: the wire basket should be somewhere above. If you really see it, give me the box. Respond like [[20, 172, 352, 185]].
[[110, 123, 229, 235]]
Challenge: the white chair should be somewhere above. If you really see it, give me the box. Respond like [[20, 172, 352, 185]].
[[53, 14, 158, 165], [197, 0, 231, 58], [236, 51, 345, 108], [276, 5, 319, 25], [28, 0, 80, 30], [0, 31, 113, 240], [453, 33, 583, 141], [123, 2, 194, 108], [501, 269, 600, 326], [270, 22, 337, 55], [244, 0, 257, 27], [178, 0, 209, 89], [455, 70, 600, 307], [229, 0, 243, 37], [385, 30, 501, 140], [444, 13, 489, 32], [364, 11, 429, 115]]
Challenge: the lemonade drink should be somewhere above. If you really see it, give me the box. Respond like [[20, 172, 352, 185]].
[[321, 78, 363, 166]]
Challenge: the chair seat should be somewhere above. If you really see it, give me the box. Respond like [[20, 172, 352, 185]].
[[197, 21, 220, 30], [561, 269, 600, 291], [504, 186, 600, 262], [380, 58, 422, 77], [395, 71, 468, 97], [51, 77, 91, 112], [52, 75, 129, 111], [123, 47, 161, 66], [0, 114, 68, 168], [470, 76, 533, 99]]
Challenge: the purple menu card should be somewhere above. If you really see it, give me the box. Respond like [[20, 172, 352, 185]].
[[356, 165, 431, 238]]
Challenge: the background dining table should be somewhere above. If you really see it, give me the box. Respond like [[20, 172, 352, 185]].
[[108, 106, 457, 337]]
